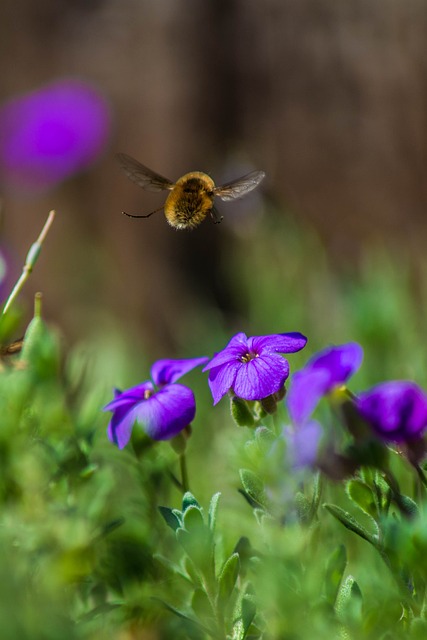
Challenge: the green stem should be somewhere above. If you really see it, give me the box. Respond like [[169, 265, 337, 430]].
[[2, 210, 56, 316], [180, 452, 189, 493]]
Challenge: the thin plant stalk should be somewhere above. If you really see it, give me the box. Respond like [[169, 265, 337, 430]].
[[2, 210, 56, 315]]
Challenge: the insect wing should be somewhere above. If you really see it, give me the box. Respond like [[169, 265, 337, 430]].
[[116, 153, 174, 192], [215, 170, 266, 201]]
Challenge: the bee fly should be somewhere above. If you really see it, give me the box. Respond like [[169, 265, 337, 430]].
[[117, 153, 265, 230]]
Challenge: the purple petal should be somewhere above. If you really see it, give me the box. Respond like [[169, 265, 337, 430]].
[[107, 403, 137, 449], [309, 343, 363, 387], [151, 357, 208, 386], [357, 381, 427, 443], [131, 384, 196, 440], [285, 420, 323, 469], [248, 332, 307, 355], [0, 79, 111, 193], [233, 353, 290, 401], [103, 381, 153, 413], [208, 360, 241, 405], [286, 343, 363, 426], [287, 367, 331, 426], [203, 333, 249, 371]]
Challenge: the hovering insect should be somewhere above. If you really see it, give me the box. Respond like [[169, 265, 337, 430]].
[[116, 152, 265, 230]]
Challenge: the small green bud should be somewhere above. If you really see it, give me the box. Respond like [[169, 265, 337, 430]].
[[260, 394, 277, 415], [20, 294, 60, 378], [230, 396, 255, 427]]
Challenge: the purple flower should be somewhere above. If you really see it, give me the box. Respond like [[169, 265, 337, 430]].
[[0, 78, 111, 193], [287, 343, 363, 425], [104, 357, 208, 449], [357, 381, 427, 443], [285, 420, 323, 469], [203, 332, 307, 405]]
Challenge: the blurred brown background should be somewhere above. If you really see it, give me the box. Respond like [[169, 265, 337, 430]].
[[1, 0, 426, 353]]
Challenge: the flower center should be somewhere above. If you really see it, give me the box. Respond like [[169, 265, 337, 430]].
[[240, 351, 259, 363], [144, 389, 154, 400]]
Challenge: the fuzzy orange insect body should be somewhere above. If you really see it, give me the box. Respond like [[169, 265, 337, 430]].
[[117, 153, 265, 230]]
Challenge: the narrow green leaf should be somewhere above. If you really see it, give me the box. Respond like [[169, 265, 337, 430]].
[[308, 471, 323, 521], [153, 553, 192, 583], [241, 595, 256, 636], [208, 492, 221, 532], [183, 505, 205, 532], [191, 587, 212, 620], [346, 479, 378, 518], [151, 597, 212, 635], [239, 469, 269, 511], [295, 492, 311, 525], [97, 517, 125, 539], [231, 619, 245, 640], [218, 553, 240, 606], [324, 503, 379, 547], [335, 575, 363, 625], [324, 544, 347, 606], [182, 492, 201, 512], [396, 494, 419, 518], [158, 506, 182, 532], [254, 426, 276, 452], [183, 556, 200, 584]]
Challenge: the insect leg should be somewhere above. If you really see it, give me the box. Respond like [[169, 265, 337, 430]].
[[211, 207, 223, 225], [122, 205, 164, 219]]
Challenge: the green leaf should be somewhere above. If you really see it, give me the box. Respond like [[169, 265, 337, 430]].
[[295, 492, 311, 525], [335, 575, 363, 625], [346, 479, 378, 518], [324, 544, 347, 606], [158, 506, 182, 532], [241, 595, 257, 636], [231, 619, 246, 640], [191, 587, 212, 620], [182, 492, 201, 512], [208, 492, 221, 532], [151, 597, 212, 635], [153, 553, 192, 584], [233, 587, 257, 640], [254, 426, 276, 452], [183, 556, 200, 584], [324, 503, 379, 547], [396, 494, 419, 518], [231, 396, 255, 427], [20, 315, 60, 379], [218, 553, 240, 606], [239, 469, 270, 511], [176, 526, 212, 572], [183, 505, 205, 532]]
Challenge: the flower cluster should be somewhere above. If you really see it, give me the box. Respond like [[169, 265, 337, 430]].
[[104, 331, 307, 447], [284, 342, 427, 471], [104, 331, 427, 472]]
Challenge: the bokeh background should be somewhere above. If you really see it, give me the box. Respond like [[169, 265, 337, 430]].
[[1, 0, 427, 366]]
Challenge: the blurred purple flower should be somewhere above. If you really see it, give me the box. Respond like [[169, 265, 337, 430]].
[[104, 357, 208, 449], [357, 381, 427, 443], [287, 342, 363, 426], [203, 332, 307, 405], [0, 78, 111, 192], [285, 420, 323, 469]]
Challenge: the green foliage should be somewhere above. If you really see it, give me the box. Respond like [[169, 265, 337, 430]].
[[3, 213, 427, 639]]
